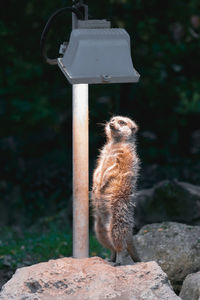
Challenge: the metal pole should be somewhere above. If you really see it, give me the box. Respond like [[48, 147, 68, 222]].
[[72, 1, 89, 259], [72, 84, 89, 258]]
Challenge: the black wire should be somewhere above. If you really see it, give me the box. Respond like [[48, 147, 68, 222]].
[[40, 6, 83, 65]]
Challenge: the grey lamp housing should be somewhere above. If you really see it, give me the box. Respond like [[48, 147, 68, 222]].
[[57, 20, 140, 84]]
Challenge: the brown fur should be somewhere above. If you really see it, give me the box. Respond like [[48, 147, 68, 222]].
[[91, 116, 140, 264]]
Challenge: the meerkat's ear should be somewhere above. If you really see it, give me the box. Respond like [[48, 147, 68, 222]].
[[132, 123, 138, 134]]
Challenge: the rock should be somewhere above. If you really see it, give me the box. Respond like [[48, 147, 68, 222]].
[[133, 222, 200, 292], [0, 257, 181, 300], [179, 271, 200, 300], [135, 180, 200, 229]]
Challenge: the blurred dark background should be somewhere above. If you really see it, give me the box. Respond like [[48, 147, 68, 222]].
[[0, 0, 200, 228]]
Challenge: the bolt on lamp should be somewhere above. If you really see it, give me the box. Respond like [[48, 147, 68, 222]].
[[41, 0, 140, 259]]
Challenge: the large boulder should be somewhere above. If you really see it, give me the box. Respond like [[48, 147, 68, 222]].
[[179, 271, 200, 300], [135, 180, 200, 229], [133, 222, 200, 292], [0, 257, 180, 300]]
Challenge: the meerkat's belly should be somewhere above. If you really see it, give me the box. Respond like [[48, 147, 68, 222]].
[[93, 148, 133, 201]]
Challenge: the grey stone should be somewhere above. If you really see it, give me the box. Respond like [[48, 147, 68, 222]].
[[0, 257, 180, 300], [135, 180, 200, 229], [179, 271, 200, 300], [133, 222, 200, 292]]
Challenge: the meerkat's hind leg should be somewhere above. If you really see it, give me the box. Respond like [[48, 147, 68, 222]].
[[114, 251, 124, 266], [126, 236, 140, 263], [95, 215, 116, 259]]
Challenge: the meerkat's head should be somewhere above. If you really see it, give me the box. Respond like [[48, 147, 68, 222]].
[[105, 116, 138, 142]]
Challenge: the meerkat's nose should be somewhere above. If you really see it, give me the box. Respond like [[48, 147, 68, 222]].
[[109, 122, 115, 129]]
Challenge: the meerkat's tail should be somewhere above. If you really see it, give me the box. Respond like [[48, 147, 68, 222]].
[[110, 199, 140, 262], [110, 202, 132, 252], [110, 221, 128, 252], [126, 237, 140, 262]]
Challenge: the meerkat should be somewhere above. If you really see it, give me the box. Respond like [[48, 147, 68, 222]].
[[91, 116, 140, 265]]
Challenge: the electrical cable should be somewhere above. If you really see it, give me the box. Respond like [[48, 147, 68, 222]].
[[40, 6, 83, 65]]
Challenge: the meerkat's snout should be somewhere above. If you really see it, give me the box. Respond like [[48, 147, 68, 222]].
[[109, 121, 116, 130]]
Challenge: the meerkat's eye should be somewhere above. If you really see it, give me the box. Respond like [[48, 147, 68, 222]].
[[118, 120, 126, 126]]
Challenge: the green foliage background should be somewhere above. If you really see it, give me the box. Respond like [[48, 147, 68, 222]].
[[0, 0, 200, 227]]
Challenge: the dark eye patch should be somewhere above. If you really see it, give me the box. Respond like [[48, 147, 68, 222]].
[[118, 120, 127, 125]]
